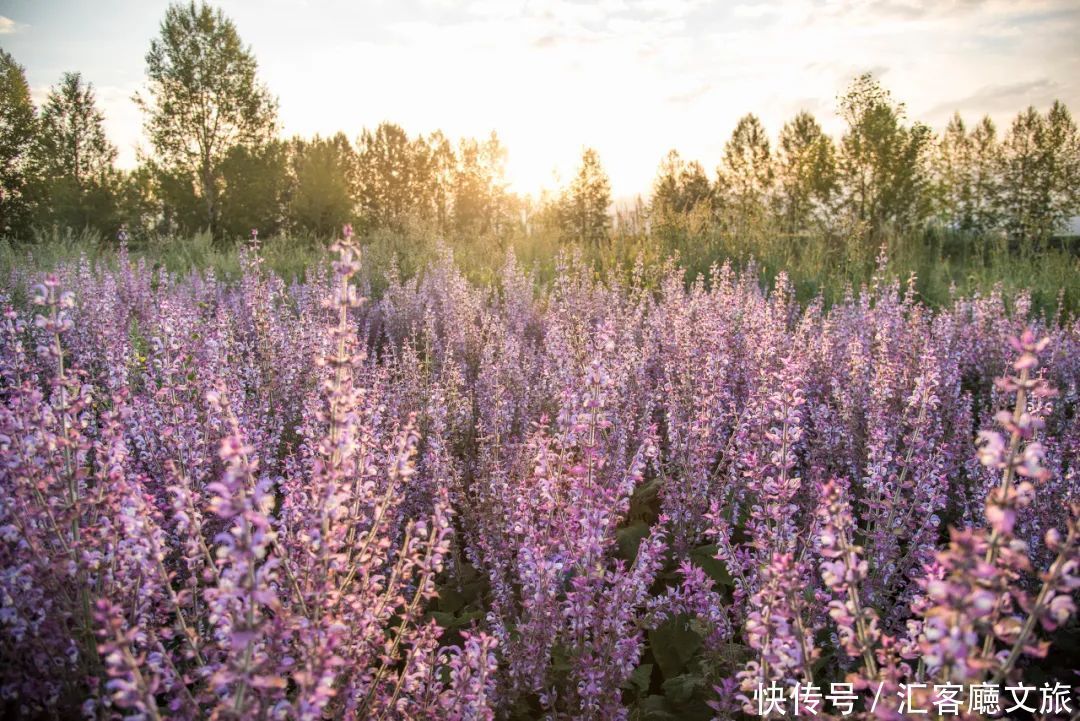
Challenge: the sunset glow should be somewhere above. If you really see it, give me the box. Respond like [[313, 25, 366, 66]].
[[3, 0, 1078, 198]]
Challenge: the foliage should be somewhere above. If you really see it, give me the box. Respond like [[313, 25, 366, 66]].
[[998, 102, 1080, 249], [650, 150, 715, 238], [31, 72, 121, 235], [0, 49, 37, 238], [356, 122, 438, 233], [453, 132, 512, 237], [717, 113, 774, 235], [558, 147, 613, 245], [287, 133, 358, 239], [775, 111, 836, 234], [135, 0, 278, 236], [218, 139, 289, 241], [837, 73, 934, 238]]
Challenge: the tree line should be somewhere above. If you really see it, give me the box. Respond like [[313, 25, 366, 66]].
[[1, 1, 1078, 249], [651, 76, 1080, 249]]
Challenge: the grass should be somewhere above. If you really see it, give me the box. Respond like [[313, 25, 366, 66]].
[[2, 223, 1078, 317]]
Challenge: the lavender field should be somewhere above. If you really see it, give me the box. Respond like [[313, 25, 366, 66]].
[[0, 231, 1076, 720]]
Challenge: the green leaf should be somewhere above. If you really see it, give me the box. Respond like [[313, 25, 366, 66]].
[[436, 586, 466, 614], [622, 663, 653, 694], [688, 544, 734, 587], [640, 695, 679, 720], [628, 477, 663, 519], [715, 642, 754, 667], [639, 692, 713, 721], [429, 609, 483, 631], [648, 615, 703, 679], [616, 520, 652, 563], [550, 642, 572, 675], [661, 673, 705, 705]]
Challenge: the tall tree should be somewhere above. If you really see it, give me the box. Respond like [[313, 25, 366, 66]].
[[356, 122, 433, 231], [452, 132, 509, 236], [33, 72, 120, 233], [0, 49, 37, 238], [116, 164, 163, 237], [966, 116, 1003, 235], [716, 113, 773, 232], [932, 113, 972, 230], [559, 147, 612, 245], [650, 149, 715, 236], [837, 73, 933, 236], [482, 133, 512, 235], [1043, 101, 1080, 235], [136, 1, 277, 236], [775, 111, 837, 233], [999, 102, 1080, 246], [933, 113, 1004, 236], [287, 133, 356, 238], [425, 130, 456, 234], [999, 107, 1049, 245], [219, 139, 288, 240]]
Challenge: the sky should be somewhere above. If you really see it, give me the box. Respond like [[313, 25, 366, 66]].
[[1, 0, 1079, 199]]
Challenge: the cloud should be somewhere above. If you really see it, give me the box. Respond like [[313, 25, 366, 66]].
[[732, 4, 781, 19], [0, 15, 28, 34], [792, 0, 1079, 32], [666, 83, 712, 105], [630, 0, 708, 21], [932, 78, 1059, 115]]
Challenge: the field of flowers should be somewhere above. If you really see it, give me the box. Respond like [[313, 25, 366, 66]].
[[1, 231, 1078, 720]]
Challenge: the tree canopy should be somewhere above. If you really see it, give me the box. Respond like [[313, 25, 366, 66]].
[[135, 1, 277, 236], [33, 72, 120, 233], [0, 49, 37, 237]]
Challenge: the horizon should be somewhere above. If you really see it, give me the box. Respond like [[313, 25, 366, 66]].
[[2, 0, 1079, 199]]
